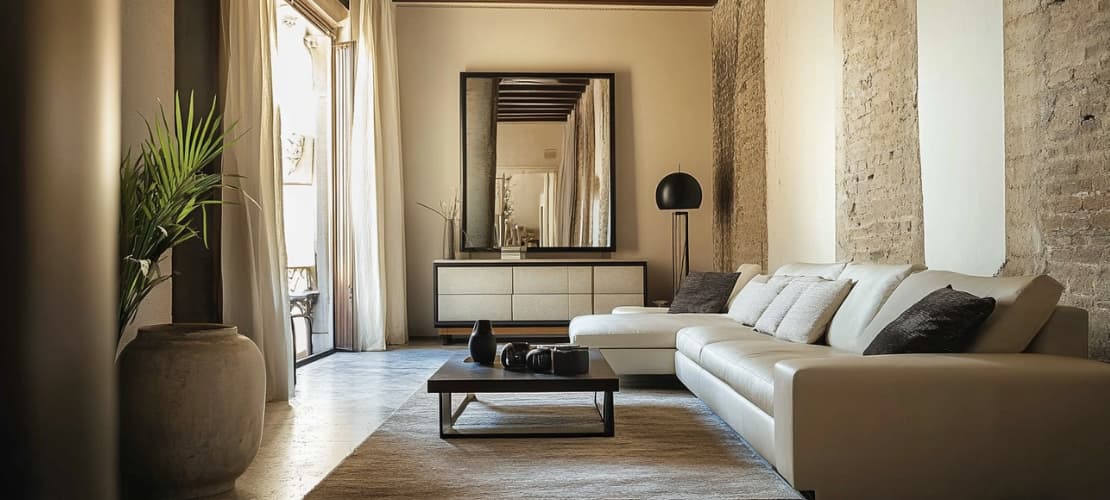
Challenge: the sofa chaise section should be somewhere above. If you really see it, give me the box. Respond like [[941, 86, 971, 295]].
[[569, 313, 740, 374]]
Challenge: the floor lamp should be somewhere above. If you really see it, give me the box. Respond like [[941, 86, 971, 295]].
[[655, 171, 703, 298]]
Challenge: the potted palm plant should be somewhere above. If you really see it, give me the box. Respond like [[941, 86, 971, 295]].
[[117, 93, 265, 499]]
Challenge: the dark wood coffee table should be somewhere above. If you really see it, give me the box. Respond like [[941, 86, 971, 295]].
[[426, 349, 619, 438]]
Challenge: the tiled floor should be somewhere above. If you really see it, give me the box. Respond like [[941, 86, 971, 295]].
[[216, 339, 463, 500]]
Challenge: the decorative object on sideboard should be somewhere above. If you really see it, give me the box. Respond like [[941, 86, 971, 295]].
[[417, 190, 460, 260], [656, 168, 703, 297], [468, 319, 497, 364], [501, 245, 526, 260], [117, 93, 265, 499]]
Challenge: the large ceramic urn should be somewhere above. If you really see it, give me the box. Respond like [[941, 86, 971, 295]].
[[118, 324, 266, 499]]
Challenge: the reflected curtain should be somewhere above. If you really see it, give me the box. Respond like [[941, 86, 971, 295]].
[[220, 0, 293, 401], [592, 79, 611, 246], [554, 110, 577, 246], [349, 0, 408, 351], [573, 85, 596, 246]]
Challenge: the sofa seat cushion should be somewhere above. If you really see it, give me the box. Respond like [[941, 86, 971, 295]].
[[569, 313, 741, 349], [697, 339, 858, 416], [611, 306, 669, 314], [676, 325, 769, 363]]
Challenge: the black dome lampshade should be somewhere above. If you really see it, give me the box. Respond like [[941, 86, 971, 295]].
[[655, 172, 702, 210]]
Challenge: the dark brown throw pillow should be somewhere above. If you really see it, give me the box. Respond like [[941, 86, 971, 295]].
[[668, 272, 741, 314], [864, 285, 996, 355]]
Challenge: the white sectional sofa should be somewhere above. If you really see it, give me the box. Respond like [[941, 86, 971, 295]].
[[569, 262, 1110, 500]]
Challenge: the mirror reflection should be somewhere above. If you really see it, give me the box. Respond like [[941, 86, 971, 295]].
[[462, 74, 614, 250]]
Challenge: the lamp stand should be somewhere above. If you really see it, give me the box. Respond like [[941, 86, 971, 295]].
[[671, 211, 690, 297]]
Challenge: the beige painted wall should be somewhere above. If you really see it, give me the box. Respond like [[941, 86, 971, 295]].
[[120, 0, 174, 345], [764, 0, 837, 271], [396, 5, 713, 336]]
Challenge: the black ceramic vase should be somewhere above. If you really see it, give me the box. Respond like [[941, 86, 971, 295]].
[[468, 320, 497, 364]]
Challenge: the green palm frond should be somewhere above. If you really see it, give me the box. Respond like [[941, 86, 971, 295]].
[[119, 92, 237, 339]]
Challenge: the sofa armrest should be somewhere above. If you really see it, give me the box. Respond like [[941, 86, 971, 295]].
[[773, 354, 1110, 499]]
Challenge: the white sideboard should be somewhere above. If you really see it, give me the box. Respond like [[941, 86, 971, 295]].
[[433, 259, 647, 329]]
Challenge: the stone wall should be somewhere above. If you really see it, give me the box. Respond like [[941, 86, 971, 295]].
[[711, 0, 767, 272], [1002, 0, 1110, 361], [834, 0, 925, 264]]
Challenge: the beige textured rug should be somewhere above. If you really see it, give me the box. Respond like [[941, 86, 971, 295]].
[[307, 387, 800, 499]]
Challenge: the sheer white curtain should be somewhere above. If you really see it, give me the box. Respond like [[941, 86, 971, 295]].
[[349, 0, 408, 351], [220, 0, 293, 401], [555, 111, 577, 246]]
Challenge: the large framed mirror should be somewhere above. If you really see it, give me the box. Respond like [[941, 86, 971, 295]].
[[460, 72, 616, 252]]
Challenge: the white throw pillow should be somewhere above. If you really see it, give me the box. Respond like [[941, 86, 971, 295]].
[[727, 279, 788, 326], [754, 278, 824, 334], [775, 279, 855, 344]]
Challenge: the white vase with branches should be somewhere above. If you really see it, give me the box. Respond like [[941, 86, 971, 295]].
[[418, 190, 460, 260]]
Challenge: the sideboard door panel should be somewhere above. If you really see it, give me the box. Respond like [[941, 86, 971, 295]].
[[569, 294, 594, 317], [513, 267, 569, 294], [512, 294, 570, 321], [593, 266, 644, 294], [594, 294, 645, 315], [567, 267, 593, 294], [438, 295, 512, 321], [437, 267, 513, 295]]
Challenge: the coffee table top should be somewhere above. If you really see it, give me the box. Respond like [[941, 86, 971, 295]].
[[427, 349, 619, 393]]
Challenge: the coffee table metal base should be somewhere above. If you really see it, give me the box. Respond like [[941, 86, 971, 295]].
[[438, 391, 615, 439]]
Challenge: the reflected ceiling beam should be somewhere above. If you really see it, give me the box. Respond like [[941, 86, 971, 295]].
[[495, 76, 589, 122], [394, 1, 716, 6], [499, 84, 587, 92]]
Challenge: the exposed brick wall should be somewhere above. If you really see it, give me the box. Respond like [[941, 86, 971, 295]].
[[711, 0, 767, 272], [834, 0, 925, 265], [1002, 0, 1110, 361]]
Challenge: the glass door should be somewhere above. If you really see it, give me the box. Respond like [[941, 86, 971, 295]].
[[274, 0, 335, 362]]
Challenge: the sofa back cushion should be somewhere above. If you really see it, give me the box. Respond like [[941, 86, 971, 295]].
[[827, 263, 920, 352], [858, 270, 1064, 354], [725, 263, 764, 307], [773, 262, 847, 280]]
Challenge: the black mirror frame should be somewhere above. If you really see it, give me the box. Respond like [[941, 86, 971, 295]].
[[459, 71, 617, 253]]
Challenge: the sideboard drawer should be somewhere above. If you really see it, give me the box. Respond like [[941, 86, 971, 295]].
[[438, 295, 512, 321], [593, 266, 644, 294], [594, 294, 644, 314], [513, 267, 569, 294], [512, 294, 569, 321], [437, 267, 513, 294]]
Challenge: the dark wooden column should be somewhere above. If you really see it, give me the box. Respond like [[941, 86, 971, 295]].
[[173, 0, 224, 323]]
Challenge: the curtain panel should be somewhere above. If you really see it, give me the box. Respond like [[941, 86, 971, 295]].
[[349, 0, 409, 351], [220, 0, 293, 401]]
